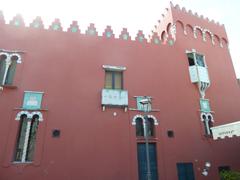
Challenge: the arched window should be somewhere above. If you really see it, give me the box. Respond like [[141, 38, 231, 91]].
[[5, 58, 17, 85], [0, 53, 7, 84], [135, 117, 156, 137], [201, 113, 213, 136], [146, 118, 155, 137], [0, 53, 21, 85], [15, 114, 40, 162], [136, 118, 144, 137]]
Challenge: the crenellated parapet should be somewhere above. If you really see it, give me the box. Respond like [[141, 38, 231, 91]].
[[30, 17, 44, 29], [0, 4, 229, 48], [67, 21, 80, 33], [0, 11, 177, 47], [153, 2, 229, 48]]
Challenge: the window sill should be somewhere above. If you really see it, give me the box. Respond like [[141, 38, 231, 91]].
[[13, 108, 48, 111], [12, 161, 32, 164], [2, 85, 17, 89], [136, 137, 158, 141]]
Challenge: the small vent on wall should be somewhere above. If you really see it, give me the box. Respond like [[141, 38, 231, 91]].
[[167, 130, 174, 138], [52, 129, 61, 138]]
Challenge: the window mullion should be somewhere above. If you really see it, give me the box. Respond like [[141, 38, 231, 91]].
[[2, 59, 12, 85], [143, 118, 147, 137], [21, 120, 31, 162], [204, 120, 210, 135]]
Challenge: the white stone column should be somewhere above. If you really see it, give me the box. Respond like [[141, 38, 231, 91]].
[[21, 120, 31, 162]]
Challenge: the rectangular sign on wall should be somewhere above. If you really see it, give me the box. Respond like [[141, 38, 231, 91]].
[[136, 96, 152, 112], [200, 98, 211, 112], [22, 91, 43, 110]]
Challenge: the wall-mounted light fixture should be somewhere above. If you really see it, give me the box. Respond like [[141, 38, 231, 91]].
[[202, 161, 211, 176]]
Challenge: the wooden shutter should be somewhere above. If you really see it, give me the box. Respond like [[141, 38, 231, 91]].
[[105, 71, 113, 89], [114, 71, 122, 89]]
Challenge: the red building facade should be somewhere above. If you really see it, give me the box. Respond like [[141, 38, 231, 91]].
[[0, 3, 239, 180]]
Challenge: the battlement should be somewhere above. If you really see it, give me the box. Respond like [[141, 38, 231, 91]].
[[0, 11, 176, 47], [153, 2, 229, 48], [0, 2, 229, 49]]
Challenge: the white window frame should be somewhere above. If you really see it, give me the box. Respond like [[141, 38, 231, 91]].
[[0, 52, 21, 86]]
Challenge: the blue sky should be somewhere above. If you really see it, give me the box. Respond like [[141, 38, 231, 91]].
[[0, 0, 239, 77]]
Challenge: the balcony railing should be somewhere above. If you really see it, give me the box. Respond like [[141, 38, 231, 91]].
[[101, 89, 128, 106]]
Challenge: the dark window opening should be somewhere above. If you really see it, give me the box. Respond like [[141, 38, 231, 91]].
[[26, 115, 39, 161], [177, 162, 195, 180], [136, 117, 155, 137], [14, 114, 39, 162], [218, 166, 231, 173], [105, 71, 123, 89], [0, 59, 6, 85], [167, 130, 174, 138], [187, 53, 195, 66], [0, 54, 17, 85], [136, 118, 144, 137], [5, 60, 17, 85], [52, 129, 61, 138], [203, 120, 213, 136], [14, 115, 28, 162], [146, 118, 155, 137], [218, 166, 231, 180]]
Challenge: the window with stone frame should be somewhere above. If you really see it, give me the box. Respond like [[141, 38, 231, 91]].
[[0, 52, 21, 86], [136, 117, 155, 137], [201, 113, 213, 136], [14, 114, 40, 162]]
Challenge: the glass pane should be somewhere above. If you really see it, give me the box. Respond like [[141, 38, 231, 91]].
[[0, 60, 6, 84], [187, 53, 195, 66], [196, 54, 205, 67], [136, 118, 144, 136], [114, 71, 122, 89], [137, 143, 158, 180], [146, 118, 155, 137], [5, 60, 17, 85], [105, 71, 113, 89], [26, 116, 39, 161], [15, 116, 28, 161]]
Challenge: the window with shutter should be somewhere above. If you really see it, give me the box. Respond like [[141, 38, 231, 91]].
[[104, 71, 123, 89]]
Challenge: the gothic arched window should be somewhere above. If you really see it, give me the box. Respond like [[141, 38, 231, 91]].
[[136, 118, 144, 137], [15, 114, 39, 162], [0, 53, 21, 85], [135, 117, 156, 137], [146, 118, 155, 137]]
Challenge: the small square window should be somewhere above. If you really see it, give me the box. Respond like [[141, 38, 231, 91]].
[[52, 129, 61, 138], [167, 130, 174, 138]]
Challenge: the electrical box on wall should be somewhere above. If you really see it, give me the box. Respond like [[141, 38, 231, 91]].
[[186, 51, 210, 83]]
